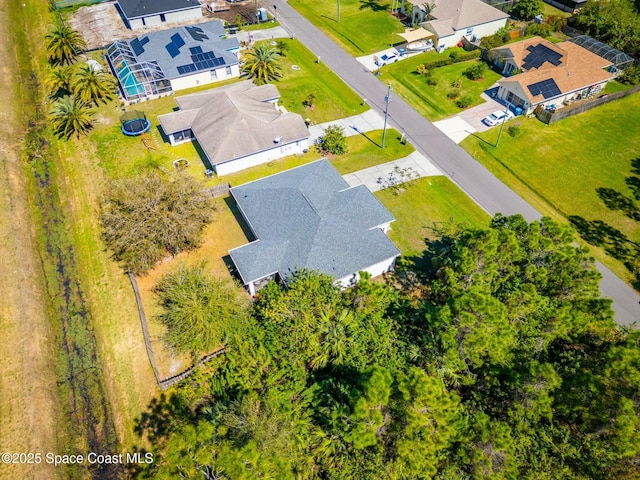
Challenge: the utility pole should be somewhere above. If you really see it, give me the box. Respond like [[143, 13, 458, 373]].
[[382, 84, 392, 149], [495, 103, 510, 147]]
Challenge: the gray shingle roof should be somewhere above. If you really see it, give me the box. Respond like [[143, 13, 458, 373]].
[[117, 0, 201, 19], [229, 159, 400, 285], [426, 0, 508, 37], [157, 81, 309, 166], [124, 20, 239, 80]]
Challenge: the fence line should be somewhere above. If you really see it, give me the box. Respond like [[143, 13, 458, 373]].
[[54, 0, 111, 8], [535, 84, 640, 124], [128, 273, 226, 391]]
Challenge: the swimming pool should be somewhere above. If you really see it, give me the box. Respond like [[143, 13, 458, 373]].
[[117, 61, 145, 98]]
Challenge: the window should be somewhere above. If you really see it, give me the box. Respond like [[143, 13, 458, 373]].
[[225, 66, 232, 76], [160, 13, 166, 22], [210, 69, 217, 80], [466, 27, 473, 36]]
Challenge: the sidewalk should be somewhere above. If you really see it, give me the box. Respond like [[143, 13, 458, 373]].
[[356, 47, 424, 72], [231, 26, 290, 43], [308, 109, 386, 143], [342, 151, 443, 192]]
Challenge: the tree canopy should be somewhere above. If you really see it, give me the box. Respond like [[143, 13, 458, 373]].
[[100, 172, 214, 275], [136, 215, 640, 479], [242, 43, 282, 85], [45, 22, 86, 66], [154, 262, 248, 357]]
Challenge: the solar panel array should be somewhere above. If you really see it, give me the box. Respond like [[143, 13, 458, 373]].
[[165, 33, 186, 58], [190, 46, 203, 54], [130, 36, 150, 56], [527, 78, 561, 99], [185, 26, 209, 42], [176, 51, 226, 75], [522, 44, 563, 70]]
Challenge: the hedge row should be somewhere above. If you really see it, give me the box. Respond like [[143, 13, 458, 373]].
[[416, 49, 481, 71]]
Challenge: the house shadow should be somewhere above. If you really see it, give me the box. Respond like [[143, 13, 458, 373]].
[[224, 196, 256, 242]]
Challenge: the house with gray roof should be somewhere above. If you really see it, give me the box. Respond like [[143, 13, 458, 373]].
[[106, 20, 239, 101], [116, 0, 203, 30], [158, 81, 310, 176], [229, 159, 401, 295], [412, 0, 508, 51]]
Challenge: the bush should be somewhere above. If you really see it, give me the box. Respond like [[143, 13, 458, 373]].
[[525, 22, 552, 38], [416, 49, 481, 71], [481, 32, 508, 50], [546, 15, 567, 32], [463, 61, 487, 80], [451, 78, 462, 88], [456, 96, 473, 108], [427, 77, 438, 86], [318, 124, 347, 155], [618, 64, 640, 85], [508, 124, 522, 137], [447, 91, 460, 99], [511, 0, 543, 20]]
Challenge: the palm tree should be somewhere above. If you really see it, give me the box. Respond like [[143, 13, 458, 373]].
[[50, 96, 95, 139], [45, 23, 87, 66], [45, 66, 72, 98], [242, 44, 282, 85], [71, 63, 117, 105]]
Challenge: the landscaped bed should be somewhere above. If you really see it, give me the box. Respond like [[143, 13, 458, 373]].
[[461, 92, 640, 287], [378, 52, 502, 121]]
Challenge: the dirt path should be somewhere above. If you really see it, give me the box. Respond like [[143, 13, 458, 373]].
[[0, 0, 59, 478]]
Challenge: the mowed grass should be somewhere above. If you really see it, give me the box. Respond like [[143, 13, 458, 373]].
[[376, 176, 490, 256], [290, 0, 406, 55], [275, 39, 366, 122], [379, 54, 502, 121], [218, 128, 412, 186], [461, 93, 640, 285]]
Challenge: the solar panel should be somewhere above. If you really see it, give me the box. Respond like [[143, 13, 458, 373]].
[[177, 65, 188, 75], [186, 26, 209, 42], [140, 36, 150, 46], [166, 43, 180, 58], [522, 44, 563, 70], [527, 78, 562, 99], [171, 33, 185, 48], [130, 38, 144, 56], [189, 46, 203, 54]]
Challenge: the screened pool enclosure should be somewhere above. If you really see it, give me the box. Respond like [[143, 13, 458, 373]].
[[106, 41, 172, 101]]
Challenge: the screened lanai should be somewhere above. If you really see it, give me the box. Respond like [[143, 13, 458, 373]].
[[569, 35, 635, 71], [106, 40, 172, 101]]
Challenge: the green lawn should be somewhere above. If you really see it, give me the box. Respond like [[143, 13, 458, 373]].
[[378, 55, 502, 121], [275, 38, 366, 122], [289, 0, 406, 55], [376, 176, 490, 256], [221, 128, 412, 186], [460, 93, 640, 286]]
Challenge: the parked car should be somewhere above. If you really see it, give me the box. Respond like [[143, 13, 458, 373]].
[[483, 109, 514, 126]]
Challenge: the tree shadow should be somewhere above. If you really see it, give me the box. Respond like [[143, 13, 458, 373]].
[[596, 187, 640, 221], [625, 176, 640, 201], [631, 156, 640, 176], [568, 215, 640, 288], [359, 0, 391, 11], [134, 393, 187, 444]]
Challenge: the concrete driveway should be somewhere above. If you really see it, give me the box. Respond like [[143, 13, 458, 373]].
[[433, 85, 515, 143]]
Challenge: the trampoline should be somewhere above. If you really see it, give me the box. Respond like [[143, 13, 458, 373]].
[[120, 110, 151, 136]]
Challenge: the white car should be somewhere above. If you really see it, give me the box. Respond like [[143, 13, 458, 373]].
[[483, 110, 514, 126]]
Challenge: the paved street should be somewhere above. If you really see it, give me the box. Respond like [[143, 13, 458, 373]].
[[270, 0, 640, 325]]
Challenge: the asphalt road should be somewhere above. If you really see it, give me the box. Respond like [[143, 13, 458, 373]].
[[271, 0, 639, 326]]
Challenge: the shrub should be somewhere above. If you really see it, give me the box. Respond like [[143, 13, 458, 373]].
[[511, 0, 543, 21], [525, 22, 552, 37], [508, 124, 522, 137], [447, 90, 460, 99], [427, 77, 438, 86], [618, 64, 640, 85], [451, 78, 462, 88], [456, 96, 473, 108], [449, 51, 459, 62], [318, 124, 347, 155], [463, 62, 487, 80]]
